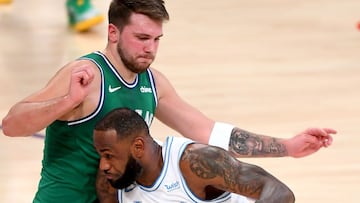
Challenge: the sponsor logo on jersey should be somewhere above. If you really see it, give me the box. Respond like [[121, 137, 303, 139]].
[[164, 181, 180, 192], [108, 85, 122, 93], [140, 86, 152, 93]]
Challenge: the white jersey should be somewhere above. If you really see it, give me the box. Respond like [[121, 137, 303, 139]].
[[118, 136, 254, 203]]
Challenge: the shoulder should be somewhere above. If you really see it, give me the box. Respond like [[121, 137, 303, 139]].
[[148, 67, 166, 80], [59, 58, 100, 76], [68, 57, 99, 69], [180, 143, 208, 167], [148, 67, 176, 99], [180, 143, 233, 173], [178, 143, 220, 196]]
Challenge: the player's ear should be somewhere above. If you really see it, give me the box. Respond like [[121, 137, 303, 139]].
[[131, 137, 145, 159], [108, 23, 119, 43]]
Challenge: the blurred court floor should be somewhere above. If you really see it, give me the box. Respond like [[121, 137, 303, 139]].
[[1, 0, 360, 202]]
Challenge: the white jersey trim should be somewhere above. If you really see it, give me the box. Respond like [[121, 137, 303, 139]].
[[68, 58, 105, 126]]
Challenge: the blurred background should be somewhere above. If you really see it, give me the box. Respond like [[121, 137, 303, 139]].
[[1, 0, 359, 202]]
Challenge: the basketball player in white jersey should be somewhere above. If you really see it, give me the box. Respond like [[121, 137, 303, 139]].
[[94, 108, 295, 203]]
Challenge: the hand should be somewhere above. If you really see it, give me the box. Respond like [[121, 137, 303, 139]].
[[96, 170, 118, 203], [285, 128, 337, 158], [68, 65, 95, 105]]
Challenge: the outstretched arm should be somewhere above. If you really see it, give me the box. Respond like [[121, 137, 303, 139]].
[[180, 143, 295, 203], [152, 67, 337, 158], [226, 126, 337, 158]]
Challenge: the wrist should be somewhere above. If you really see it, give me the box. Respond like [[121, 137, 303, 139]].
[[279, 138, 291, 157], [63, 94, 82, 109], [208, 122, 234, 150]]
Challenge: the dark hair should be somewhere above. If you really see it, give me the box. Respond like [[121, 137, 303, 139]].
[[95, 108, 149, 140], [108, 0, 169, 31]]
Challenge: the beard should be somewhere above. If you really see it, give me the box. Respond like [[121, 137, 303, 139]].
[[117, 42, 154, 74], [109, 155, 143, 189]]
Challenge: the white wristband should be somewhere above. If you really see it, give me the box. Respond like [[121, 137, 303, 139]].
[[208, 122, 234, 150]]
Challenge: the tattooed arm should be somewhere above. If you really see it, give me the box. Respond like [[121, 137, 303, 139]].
[[180, 143, 295, 203], [96, 170, 118, 203], [227, 127, 337, 158], [228, 127, 288, 157]]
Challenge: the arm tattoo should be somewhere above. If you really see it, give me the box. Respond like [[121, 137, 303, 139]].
[[182, 146, 263, 196], [228, 127, 287, 157]]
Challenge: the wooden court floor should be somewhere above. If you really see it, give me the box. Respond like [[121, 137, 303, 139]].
[[1, 0, 359, 202]]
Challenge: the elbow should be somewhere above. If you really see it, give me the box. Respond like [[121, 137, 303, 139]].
[[286, 191, 296, 203], [280, 186, 295, 203], [2, 117, 14, 137], [1, 116, 23, 137], [285, 192, 295, 203], [263, 180, 295, 203]]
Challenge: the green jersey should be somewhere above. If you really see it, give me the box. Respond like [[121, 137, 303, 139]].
[[33, 51, 157, 203]]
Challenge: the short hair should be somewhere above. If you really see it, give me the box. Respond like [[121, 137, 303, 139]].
[[108, 0, 170, 31], [95, 108, 149, 140]]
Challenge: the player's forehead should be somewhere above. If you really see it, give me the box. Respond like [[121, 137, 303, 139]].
[[93, 129, 118, 149], [124, 12, 163, 36]]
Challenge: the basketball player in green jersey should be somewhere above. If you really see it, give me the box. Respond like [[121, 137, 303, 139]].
[[2, 0, 337, 203], [0, 0, 103, 32]]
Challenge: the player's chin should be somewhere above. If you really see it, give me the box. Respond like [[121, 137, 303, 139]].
[[133, 63, 151, 73], [137, 58, 153, 66], [105, 174, 115, 181], [140, 62, 152, 69]]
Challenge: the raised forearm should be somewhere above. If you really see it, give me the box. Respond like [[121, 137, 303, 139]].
[[228, 127, 288, 158], [2, 95, 74, 136]]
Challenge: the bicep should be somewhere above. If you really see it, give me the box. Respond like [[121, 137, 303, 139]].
[[181, 144, 266, 200], [152, 68, 214, 143]]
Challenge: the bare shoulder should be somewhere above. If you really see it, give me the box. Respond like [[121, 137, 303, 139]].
[[42, 59, 100, 89], [148, 67, 167, 82], [179, 143, 231, 198], [45, 59, 97, 82], [65, 58, 100, 73], [180, 143, 252, 180], [181, 143, 231, 165], [148, 67, 177, 100], [180, 143, 227, 177]]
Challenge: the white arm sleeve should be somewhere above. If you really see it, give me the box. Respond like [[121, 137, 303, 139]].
[[208, 122, 234, 150]]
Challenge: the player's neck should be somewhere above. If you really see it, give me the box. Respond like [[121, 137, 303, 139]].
[[102, 48, 138, 83], [137, 142, 163, 187]]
